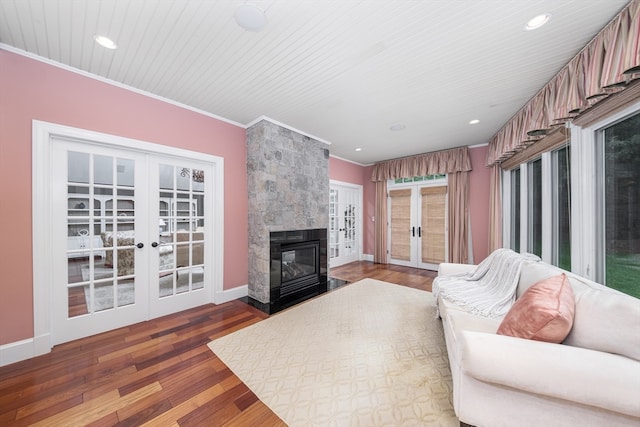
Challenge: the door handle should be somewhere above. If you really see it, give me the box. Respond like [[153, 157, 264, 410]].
[[136, 242, 144, 249], [418, 226, 422, 238], [412, 226, 415, 237], [151, 242, 159, 247]]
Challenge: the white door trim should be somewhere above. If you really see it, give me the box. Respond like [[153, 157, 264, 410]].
[[32, 120, 224, 355]]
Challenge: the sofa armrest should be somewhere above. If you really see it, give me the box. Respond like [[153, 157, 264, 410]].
[[459, 331, 640, 418], [437, 262, 476, 276]]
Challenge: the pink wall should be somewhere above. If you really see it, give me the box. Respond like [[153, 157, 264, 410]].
[[0, 50, 248, 345]]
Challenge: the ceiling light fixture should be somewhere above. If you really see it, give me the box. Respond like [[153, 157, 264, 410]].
[[524, 13, 551, 31], [389, 124, 406, 131], [94, 35, 117, 49], [234, 5, 267, 32], [355, 148, 362, 152], [469, 119, 480, 125]]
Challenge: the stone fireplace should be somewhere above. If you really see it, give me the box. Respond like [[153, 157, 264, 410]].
[[247, 119, 330, 309]]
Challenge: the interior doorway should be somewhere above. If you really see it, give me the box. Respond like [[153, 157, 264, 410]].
[[329, 181, 362, 268], [33, 121, 224, 347]]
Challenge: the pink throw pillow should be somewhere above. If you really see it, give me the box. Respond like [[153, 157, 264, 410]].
[[497, 273, 575, 343]]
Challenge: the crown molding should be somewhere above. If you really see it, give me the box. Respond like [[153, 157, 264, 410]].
[[329, 153, 370, 167]]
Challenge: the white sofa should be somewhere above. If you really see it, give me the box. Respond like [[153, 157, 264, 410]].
[[436, 257, 640, 427]]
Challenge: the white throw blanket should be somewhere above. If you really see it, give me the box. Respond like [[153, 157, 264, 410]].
[[433, 248, 541, 318]]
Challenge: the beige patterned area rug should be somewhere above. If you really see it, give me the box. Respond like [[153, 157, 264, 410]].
[[208, 278, 457, 426]]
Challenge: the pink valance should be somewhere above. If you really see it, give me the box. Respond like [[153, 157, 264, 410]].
[[487, 0, 640, 166], [371, 146, 472, 182]]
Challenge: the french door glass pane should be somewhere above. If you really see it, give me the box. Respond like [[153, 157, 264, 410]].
[[389, 189, 412, 261], [343, 201, 356, 256], [158, 164, 205, 298], [510, 168, 521, 251], [553, 146, 571, 270], [67, 151, 137, 317], [329, 189, 339, 259], [421, 187, 446, 264], [602, 112, 640, 298]]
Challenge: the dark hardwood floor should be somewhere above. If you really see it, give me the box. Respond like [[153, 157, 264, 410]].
[[330, 261, 437, 292], [0, 262, 437, 426]]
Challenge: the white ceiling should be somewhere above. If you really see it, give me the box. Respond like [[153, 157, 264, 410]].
[[0, 0, 631, 164]]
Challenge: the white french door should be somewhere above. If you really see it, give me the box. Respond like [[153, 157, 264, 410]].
[[149, 156, 214, 319], [329, 181, 362, 268], [388, 184, 447, 270], [49, 137, 216, 345]]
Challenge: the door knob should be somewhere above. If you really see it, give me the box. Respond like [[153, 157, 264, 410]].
[[136, 242, 144, 249], [151, 242, 159, 247]]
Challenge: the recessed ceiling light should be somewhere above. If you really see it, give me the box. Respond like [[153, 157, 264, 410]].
[[389, 124, 406, 131], [234, 5, 267, 32], [469, 119, 480, 125], [524, 13, 551, 31], [94, 35, 117, 49], [355, 148, 362, 152]]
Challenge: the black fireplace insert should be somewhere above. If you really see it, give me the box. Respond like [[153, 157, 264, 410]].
[[269, 228, 328, 307]]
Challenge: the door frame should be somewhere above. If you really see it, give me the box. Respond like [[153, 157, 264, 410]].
[[329, 180, 363, 268], [32, 120, 224, 354]]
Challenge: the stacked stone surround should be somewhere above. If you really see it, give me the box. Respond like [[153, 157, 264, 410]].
[[247, 119, 330, 303]]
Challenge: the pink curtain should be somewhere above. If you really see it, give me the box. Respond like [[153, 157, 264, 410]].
[[371, 146, 472, 180], [447, 171, 470, 264], [371, 146, 472, 264], [623, 1, 640, 77], [374, 181, 388, 264], [486, 0, 640, 166]]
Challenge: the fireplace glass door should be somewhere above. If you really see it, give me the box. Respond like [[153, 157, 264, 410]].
[[280, 241, 320, 297]]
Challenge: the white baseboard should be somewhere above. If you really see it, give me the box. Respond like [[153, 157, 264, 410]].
[[362, 254, 374, 262], [0, 333, 51, 367], [215, 284, 248, 304]]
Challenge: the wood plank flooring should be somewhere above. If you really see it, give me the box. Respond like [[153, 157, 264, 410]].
[[330, 261, 437, 292], [0, 262, 437, 426]]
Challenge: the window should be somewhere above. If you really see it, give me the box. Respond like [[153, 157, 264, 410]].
[[504, 99, 640, 298], [527, 158, 542, 256], [504, 134, 570, 268], [552, 146, 571, 270], [509, 168, 521, 252], [393, 174, 446, 184], [597, 112, 640, 297]]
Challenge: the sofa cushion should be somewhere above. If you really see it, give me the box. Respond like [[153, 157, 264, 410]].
[[497, 273, 575, 343], [564, 274, 640, 361], [517, 261, 563, 298]]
